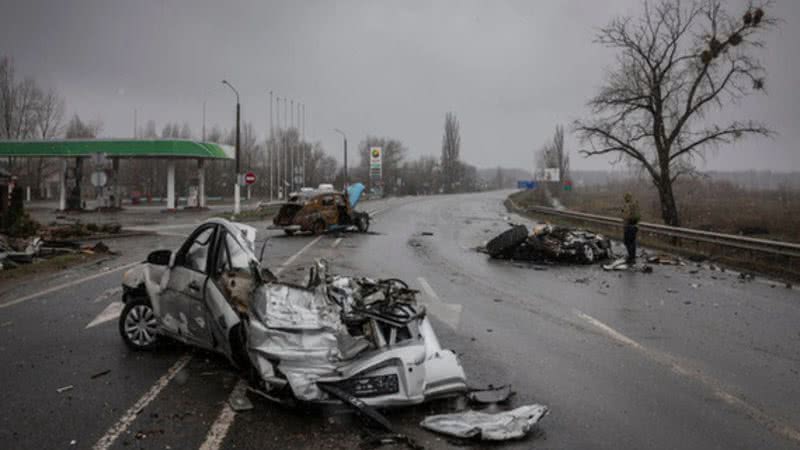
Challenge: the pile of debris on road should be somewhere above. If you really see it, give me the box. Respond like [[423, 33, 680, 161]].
[[480, 224, 613, 264], [0, 233, 114, 270]]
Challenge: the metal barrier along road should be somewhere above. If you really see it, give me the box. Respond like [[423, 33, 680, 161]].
[[522, 205, 800, 260]]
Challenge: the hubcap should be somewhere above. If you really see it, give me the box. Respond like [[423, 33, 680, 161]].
[[124, 304, 157, 347]]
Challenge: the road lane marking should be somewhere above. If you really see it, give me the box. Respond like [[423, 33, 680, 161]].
[[417, 277, 462, 330], [198, 234, 325, 450], [574, 309, 800, 445], [198, 379, 247, 450], [274, 235, 322, 275], [86, 301, 124, 329], [92, 354, 192, 450], [0, 262, 139, 309], [331, 237, 343, 248]]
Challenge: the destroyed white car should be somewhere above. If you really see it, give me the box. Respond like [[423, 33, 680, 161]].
[[119, 219, 467, 406]]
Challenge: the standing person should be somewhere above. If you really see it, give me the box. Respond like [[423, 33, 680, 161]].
[[621, 192, 640, 264]]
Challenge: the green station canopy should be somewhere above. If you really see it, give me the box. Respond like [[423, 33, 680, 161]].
[[0, 139, 234, 159]]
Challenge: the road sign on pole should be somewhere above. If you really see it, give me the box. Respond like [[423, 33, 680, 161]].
[[369, 146, 382, 184], [244, 172, 256, 185]]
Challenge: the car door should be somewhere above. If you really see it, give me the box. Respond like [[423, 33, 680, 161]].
[[320, 194, 339, 226], [161, 224, 216, 350]]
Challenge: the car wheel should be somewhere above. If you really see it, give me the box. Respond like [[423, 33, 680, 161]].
[[486, 225, 528, 258], [311, 220, 326, 235], [579, 243, 597, 264], [356, 214, 370, 233], [284, 229, 295, 236], [119, 296, 159, 350]]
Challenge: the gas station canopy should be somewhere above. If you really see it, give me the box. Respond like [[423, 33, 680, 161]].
[[0, 139, 234, 159], [0, 139, 234, 211]]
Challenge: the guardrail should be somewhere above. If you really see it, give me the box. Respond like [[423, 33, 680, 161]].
[[520, 205, 800, 259]]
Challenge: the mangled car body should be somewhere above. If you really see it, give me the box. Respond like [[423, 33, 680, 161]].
[[485, 224, 612, 263], [271, 183, 370, 235], [120, 219, 466, 406]]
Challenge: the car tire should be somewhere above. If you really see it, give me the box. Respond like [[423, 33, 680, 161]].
[[311, 220, 326, 235], [486, 225, 528, 258], [119, 296, 159, 351], [579, 243, 598, 264], [356, 214, 370, 233]]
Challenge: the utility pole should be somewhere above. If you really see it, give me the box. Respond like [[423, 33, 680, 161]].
[[334, 128, 348, 190], [269, 91, 273, 202], [222, 80, 241, 214], [284, 98, 288, 195], [202, 101, 206, 141], [289, 99, 294, 193], [133, 108, 137, 138], [276, 96, 282, 199]]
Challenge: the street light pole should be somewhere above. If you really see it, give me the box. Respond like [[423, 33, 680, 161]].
[[269, 90, 273, 202], [222, 80, 241, 214], [334, 128, 348, 190]]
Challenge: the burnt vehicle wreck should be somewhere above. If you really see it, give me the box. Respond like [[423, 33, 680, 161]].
[[270, 183, 370, 235], [119, 219, 466, 407], [483, 224, 613, 263]]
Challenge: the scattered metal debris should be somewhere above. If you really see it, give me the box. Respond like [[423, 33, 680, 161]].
[[467, 385, 514, 405], [421, 231, 434, 236], [56, 385, 74, 393], [421, 404, 548, 441], [228, 391, 254, 412], [90, 369, 111, 379], [646, 254, 685, 266]]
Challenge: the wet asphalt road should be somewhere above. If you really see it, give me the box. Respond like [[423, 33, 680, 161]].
[[1, 191, 799, 450]]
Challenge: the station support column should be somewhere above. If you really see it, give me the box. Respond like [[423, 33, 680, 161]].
[[58, 159, 67, 211], [166, 160, 176, 211], [198, 159, 206, 208]]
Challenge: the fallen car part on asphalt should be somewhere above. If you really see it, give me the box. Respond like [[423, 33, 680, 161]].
[[483, 224, 612, 264], [467, 385, 514, 405], [420, 404, 548, 441], [318, 383, 424, 450]]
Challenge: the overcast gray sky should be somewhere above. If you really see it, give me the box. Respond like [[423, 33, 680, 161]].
[[2, 0, 798, 172]]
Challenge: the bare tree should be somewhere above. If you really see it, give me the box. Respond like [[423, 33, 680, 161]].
[[441, 112, 461, 193], [65, 114, 101, 138], [536, 125, 570, 182], [32, 89, 65, 197], [574, 1, 775, 226]]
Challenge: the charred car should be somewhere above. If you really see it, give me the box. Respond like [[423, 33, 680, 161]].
[[119, 219, 467, 406], [271, 183, 370, 235], [485, 224, 612, 263]]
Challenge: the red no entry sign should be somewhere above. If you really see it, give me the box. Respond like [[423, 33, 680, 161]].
[[244, 172, 256, 185]]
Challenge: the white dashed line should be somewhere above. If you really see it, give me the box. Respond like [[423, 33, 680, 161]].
[[86, 301, 124, 329], [331, 237, 343, 248], [417, 277, 462, 330], [574, 309, 800, 445], [91, 354, 192, 450], [198, 380, 247, 450]]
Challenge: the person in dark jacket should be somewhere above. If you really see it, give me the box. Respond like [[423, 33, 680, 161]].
[[621, 192, 640, 263]]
